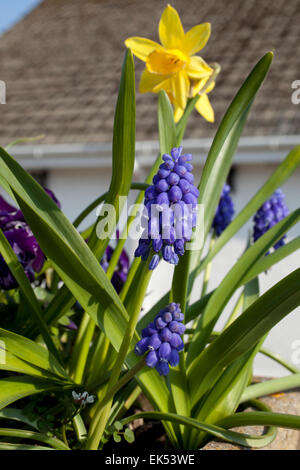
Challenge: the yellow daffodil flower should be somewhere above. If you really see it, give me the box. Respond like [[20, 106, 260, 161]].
[[125, 4, 215, 122]]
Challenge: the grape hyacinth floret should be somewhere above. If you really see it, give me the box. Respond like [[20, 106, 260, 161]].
[[253, 189, 289, 252], [212, 184, 234, 236], [134, 302, 185, 376], [134, 147, 199, 270]]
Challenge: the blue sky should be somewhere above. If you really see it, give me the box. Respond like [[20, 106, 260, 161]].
[[0, 0, 42, 35]]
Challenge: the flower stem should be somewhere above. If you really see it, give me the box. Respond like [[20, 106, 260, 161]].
[[200, 233, 215, 298], [86, 261, 152, 450], [86, 357, 146, 450], [70, 311, 96, 383]]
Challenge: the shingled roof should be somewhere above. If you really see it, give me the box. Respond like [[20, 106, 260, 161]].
[[0, 0, 299, 145]]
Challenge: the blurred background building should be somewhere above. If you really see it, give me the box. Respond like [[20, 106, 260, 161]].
[[0, 0, 300, 376]]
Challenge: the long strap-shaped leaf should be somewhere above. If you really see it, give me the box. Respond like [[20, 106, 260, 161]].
[[187, 236, 300, 325], [88, 49, 136, 256], [0, 109, 176, 429], [0, 328, 69, 381], [0, 146, 130, 346], [188, 52, 273, 293], [120, 411, 276, 449], [188, 267, 300, 408], [24, 49, 137, 340], [195, 144, 300, 279], [188, 278, 260, 448], [0, 428, 69, 450], [0, 376, 66, 410], [187, 209, 300, 375], [0, 229, 61, 363], [241, 373, 300, 403], [198, 53, 273, 237], [217, 409, 300, 432]]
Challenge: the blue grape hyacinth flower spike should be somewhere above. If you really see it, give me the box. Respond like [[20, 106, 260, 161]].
[[134, 302, 185, 376], [253, 188, 289, 253], [212, 184, 235, 236], [134, 146, 199, 270]]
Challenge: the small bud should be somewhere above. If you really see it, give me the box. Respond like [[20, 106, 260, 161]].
[[149, 254, 160, 270]]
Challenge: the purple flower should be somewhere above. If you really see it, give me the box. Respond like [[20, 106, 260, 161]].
[[134, 302, 185, 376], [212, 184, 235, 236], [134, 147, 199, 270], [0, 189, 60, 290], [253, 189, 289, 253]]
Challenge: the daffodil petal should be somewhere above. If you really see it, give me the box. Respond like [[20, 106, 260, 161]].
[[139, 68, 169, 93], [195, 93, 214, 122], [171, 71, 189, 109], [125, 37, 163, 61], [159, 5, 185, 50], [192, 77, 215, 96], [153, 77, 172, 94], [174, 105, 184, 123], [206, 81, 215, 94], [187, 56, 212, 80], [183, 23, 211, 55]]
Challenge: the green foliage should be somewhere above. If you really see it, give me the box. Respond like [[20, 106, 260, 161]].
[[0, 47, 300, 451]]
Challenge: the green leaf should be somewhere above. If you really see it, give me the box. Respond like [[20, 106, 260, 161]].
[[259, 347, 300, 374], [242, 236, 300, 285], [0, 121, 174, 440], [0, 427, 69, 450], [114, 421, 123, 432], [0, 376, 63, 410], [27, 49, 137, 337], [157, 92, 190, 444], [197, 53, 273, 239], [0, 328, 69, 381], [196, 145, 300, 279], [89, 49, 136, 256], [120, 411, 276, 449], [0, 407, 40, 430], [188, 278, 261, 449], [124, 427, 135, 443], [188, 267, 300, 408], [0, 145, 130, 353], [113, 432, 121, 443], [241, 373, 300, 403], [187, 237, 300, 325], [217, 409, 300, 432], [0, 443, 55, 450], [157, 90, 176, 154], [187, 209, 300, 374], [187, 53, 273, 296], [0, 229, 61, 363]]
